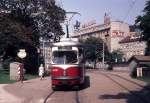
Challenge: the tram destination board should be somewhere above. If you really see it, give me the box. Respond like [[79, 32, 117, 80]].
[[58, 46, 72, 50]]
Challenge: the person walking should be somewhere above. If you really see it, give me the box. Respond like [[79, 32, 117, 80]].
[[39, 64, 44, 80]]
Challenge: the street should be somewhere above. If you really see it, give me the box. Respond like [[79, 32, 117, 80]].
[[0, 1, 150, 103], [1, 70, 150, 103]]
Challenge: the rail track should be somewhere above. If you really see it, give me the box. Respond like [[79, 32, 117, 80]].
[[43, 89, 81, 103], [43, 91, 55, 103], [108, 73, 150, 91], [98, 71, 150, 103]]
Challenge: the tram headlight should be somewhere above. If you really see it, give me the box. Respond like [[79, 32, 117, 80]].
[[52, 69, 59, 72]]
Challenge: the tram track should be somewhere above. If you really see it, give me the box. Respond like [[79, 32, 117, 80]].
[[43, 89, 81, 103], [98, 72, 150, 103], [43, 91, 55, 103], [89, 70, 150, 91], [108, 73, 150, 91]]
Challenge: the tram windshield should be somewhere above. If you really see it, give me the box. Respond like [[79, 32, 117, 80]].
[[52, 51, 78, 64]]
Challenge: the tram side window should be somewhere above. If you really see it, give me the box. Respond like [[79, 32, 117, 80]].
[[52, 51, 77, 64]]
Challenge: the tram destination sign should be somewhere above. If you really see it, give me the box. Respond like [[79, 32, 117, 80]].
[[58, 46, 72, 50]]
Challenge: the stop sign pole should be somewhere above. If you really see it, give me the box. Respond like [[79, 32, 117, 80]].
[[17, 49, 27, 83]]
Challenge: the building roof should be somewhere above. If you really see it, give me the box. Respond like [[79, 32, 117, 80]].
[[119, 35, 143, 43], [129, 55, 150, 62], [52, 38, 82, 47]]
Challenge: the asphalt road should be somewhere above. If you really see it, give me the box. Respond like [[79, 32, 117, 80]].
[[1, 70, 150, 103]]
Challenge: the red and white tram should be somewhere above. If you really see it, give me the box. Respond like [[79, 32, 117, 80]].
[[50, 38, 85, 89]]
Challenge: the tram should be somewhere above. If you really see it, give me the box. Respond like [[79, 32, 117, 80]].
[[50, 38, 85, 89]]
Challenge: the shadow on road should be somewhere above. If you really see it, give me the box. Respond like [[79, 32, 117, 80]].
[[54, 76, 90, 91], [80, 75, 90, 90], [99, 85, 150, 103]]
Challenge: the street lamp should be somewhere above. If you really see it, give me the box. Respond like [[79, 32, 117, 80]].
[[17, 49, 27, 83]]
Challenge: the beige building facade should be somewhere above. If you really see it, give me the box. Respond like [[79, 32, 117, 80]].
[[72, 15, 146, 61], [72, 20, 130, 52], [119, 35, 146, 60]]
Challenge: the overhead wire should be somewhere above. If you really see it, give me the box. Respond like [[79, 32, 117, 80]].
[[123, 0, 138, 22], [59, 0, 64, 8]]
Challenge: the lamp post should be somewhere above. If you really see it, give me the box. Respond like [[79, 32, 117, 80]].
[[66, 21, 69, 38], [17, 49, 27, 83]]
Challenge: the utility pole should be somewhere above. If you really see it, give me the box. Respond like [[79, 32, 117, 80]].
[[66, 22, 69, 38], [102, 42, 105, 67], [102, 34, 108, 69]]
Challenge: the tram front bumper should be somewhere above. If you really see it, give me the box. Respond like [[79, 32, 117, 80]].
[[52, 76, 81, 86]]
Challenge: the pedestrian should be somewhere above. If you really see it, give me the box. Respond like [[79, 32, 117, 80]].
[[39, 64, 44, 80]]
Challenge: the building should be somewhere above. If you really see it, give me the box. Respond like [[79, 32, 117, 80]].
[[129, 55, 150, 77], [119, 34, 146, 60], [72, 14, 130, 52]]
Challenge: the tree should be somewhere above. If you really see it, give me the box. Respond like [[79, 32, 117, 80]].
[[111, 49, 124, 63], [0, 0, 65, 58], [1, 0, 65, 40], [0, 0, 65, 73], [83, 37, 110, 68], [135, 0, 150, 55]]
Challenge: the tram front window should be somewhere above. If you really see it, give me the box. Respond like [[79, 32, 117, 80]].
[[52, 51, 77, 64]]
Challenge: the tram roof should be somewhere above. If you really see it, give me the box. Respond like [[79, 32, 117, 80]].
[[52, 38, 83, 47]]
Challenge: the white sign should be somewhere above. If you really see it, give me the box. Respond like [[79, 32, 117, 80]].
[[17, 49, 27, 59]]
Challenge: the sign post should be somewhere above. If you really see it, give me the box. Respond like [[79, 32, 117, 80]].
[[17, 49, 27, 83]]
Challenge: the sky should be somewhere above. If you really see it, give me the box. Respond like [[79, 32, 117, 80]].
[[56, 0, 146, 34]]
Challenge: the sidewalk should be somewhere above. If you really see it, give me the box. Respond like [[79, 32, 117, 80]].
[[0, 84, 22, 103], [1, 77, 51, 103]]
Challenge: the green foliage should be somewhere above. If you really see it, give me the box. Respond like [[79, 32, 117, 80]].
[[135, 0, 150, 55], [0, 73, 16, 84], [0, 13, 36, 60], [83, 37, 110, 62], [111, 49, 124, 63], [0, 71, 38, 84], [0, 68, 16, 84], [0, 0, 66, 73], [2, 58, 12, 70]]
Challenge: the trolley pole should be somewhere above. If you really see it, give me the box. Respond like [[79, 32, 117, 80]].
[[65, 12, 81, 38], [66, 23, 69, 38]]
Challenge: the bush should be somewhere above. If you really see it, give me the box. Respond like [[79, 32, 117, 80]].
[[2, 58, 12, 70]]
